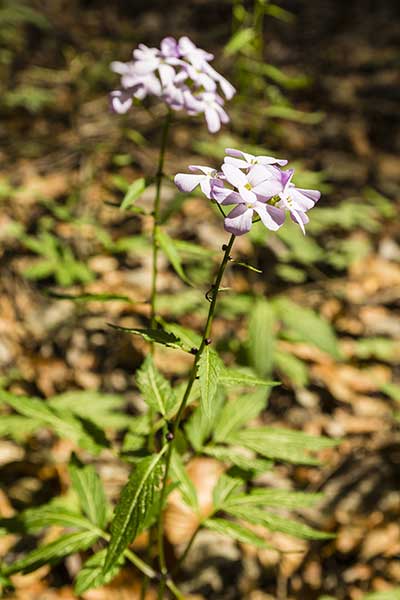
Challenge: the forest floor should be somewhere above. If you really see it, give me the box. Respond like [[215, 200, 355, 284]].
[[0, 1, 400, 599]]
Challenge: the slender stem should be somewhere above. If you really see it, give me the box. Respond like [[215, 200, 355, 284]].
[[172, 525, 201, 575], [156, 234, 236, 599], [150, 109, 172, 332]]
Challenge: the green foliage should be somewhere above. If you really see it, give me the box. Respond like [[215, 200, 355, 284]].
[[157, 228, 192, 285], [198, 347, 223, 421], [213, 389, 268, 442], [4, 531, 99, 576], [75, 549, 125, 595], [274, 297, 341, 359], [21, 231, 94, 286], [0, 390, 108, 453], [69, 457, 108, 529], [225, 506, 333, 540], [247, 298, 276, 377], [204, 517, 270, 548], [226, 427, 338, 465], [104, 450, 165, 574], [170, 449, 198, 510], [108, 324, 183, 350], [120, 177, 148, 210], [137, 355, 177, 418]]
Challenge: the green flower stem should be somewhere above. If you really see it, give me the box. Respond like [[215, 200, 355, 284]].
[[156, 233, 236, 599], [150, 108, 172, 332]]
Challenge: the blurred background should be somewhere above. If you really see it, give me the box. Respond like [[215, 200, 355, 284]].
[[0, 0, 400, 598]]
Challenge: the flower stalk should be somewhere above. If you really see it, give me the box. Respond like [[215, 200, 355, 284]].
[[155, 234, 236, 599], [150, 108, 172, 331]]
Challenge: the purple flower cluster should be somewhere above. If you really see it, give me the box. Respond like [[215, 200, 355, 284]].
[[174, 149, 321, 235], [110, 36, 235, 133]]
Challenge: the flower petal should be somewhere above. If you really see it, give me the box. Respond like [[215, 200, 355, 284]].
[[253, 202, 283, 231], [224, 205, 253, 235], [174, 173, 204, 193], [204, 107, 221, 133], [221, 164, 248, 188]]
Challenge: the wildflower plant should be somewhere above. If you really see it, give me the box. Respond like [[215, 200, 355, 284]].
[[0, 35, 337, 600]]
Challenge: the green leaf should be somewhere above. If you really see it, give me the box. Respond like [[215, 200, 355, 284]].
[[223, 488, 323, 510], [219, 368, 278, 388], [104, 450, 165, 574], [226, 506, 333, 540], [226, 427, 338, 465], [204, 446, 272, 473], [224, 28, 255, 55], [204, 518, 270, 548], [46, 291, 135, 303], [156, 229, 191, 285], [275, 350, 309, 388], [184, 391, 225, 452], [69, 457, 108, 529], [5, 530, 99, 575], [231, 260, 262, 273], [247, 299, 276, 377], [0, 390, 107, 454], [18, 506, 96, 533], [198, 347, 222, 421], [212, 474, 243, 511], [161, 322, 202, 352], [108, 325, 182, 349], [275, 298, 341, 359], [170, 450, 198, 510], [213, 389, 268, 442], [48, 391, 126, 430], [120, 177, 147, 210], [136, 355, 176, 417], [74, 549, 124, 595]]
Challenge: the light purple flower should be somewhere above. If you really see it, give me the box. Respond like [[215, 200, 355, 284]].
[[275, 169, 321, 234], [174, 165, 221, 199], [110, 36, 235, 133], [173, 149, 321, 237], [224, 148, 287, 169], [221, 164, 282, 204]]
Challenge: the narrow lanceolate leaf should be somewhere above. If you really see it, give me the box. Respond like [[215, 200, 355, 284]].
[[103, 450, 165, 574], [226, 427, 339, 465], [274, 298, 341, 359], [136, 355, 176, 417], [0, 390, 106, 454], [247, 299, 276, 377], [226, 506, 334, 540], [204, 518, 270, 548], [219, 368, 279, 388], [198, 347, 222, 421], [204, 446, 272, 474], [107, 324, 182, 350], [5, 530, 99, 575], [18, 506, 97, 533], [74, 549, 124, 595], [212, 474, 243, 511], [120, 177, 147, 210], [222, 488, 323, 511], [46, 291, 135, 303], [69, 457, 108, 529], [170, 450, 198, 511], [213, 389, 268, 442], [156, 228, 192, 285]]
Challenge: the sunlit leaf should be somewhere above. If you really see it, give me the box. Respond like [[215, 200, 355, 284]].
[[156, 228, 192, 285], [198, 347, 222, 421], [120, 177, 147, 210], [5, 530, 99, 575], [204, 518, 270, 548], [275, 298, 341, 359], [103, 450, 165, 574], [136, 355, 176, 417], [69, 456, 108, 529], [226, 427, 338, 465], [213, 389, 268, 442], [74, 549, 124, 595], [108, 324, 182, 349]]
